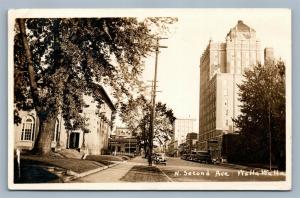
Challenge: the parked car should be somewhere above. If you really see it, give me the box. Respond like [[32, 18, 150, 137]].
[[189, 151, 197, 161], [181, 154, 188, 160], [153, 153, 167, 165], [194, 151, 212, 164]]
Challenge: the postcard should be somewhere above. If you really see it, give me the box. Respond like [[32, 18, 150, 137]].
[[8, 8, 291, 190]]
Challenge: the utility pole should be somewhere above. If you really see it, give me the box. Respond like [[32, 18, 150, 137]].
[[148, 38, 167, 166], [268, 102, 272, 171], [129, 135, 131, 156]]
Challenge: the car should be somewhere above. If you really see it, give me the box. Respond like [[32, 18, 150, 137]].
[[181, 154, 188, 160], [153, 153, 167, 165], [194, 151, 212, 164], [189, 151, 198, 161], [187, 154, 194, 161]]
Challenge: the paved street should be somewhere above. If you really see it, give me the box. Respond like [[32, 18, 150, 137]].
[[158, 157, 286, 182], [70, 156, 286, 182]]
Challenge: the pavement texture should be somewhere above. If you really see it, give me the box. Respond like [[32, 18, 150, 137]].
[[159, 158, 286, 182], [16, 155, 286, 183], [69, 156, 153, 183]]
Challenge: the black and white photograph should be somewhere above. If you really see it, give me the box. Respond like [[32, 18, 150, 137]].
[[8, 9, 291, 190]]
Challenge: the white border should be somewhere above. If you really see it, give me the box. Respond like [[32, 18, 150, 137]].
[[7, 8, 292, 190]]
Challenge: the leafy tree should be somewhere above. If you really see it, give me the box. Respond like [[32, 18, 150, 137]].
[[120, 96, 176, 157], [153, 102, 176, 148], [233, 60, 286, 169], [14, 17, 176, 155]]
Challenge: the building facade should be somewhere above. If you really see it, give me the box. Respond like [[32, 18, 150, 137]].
[[14, 86, 116, 155], [108, 127, 138, 155], [186, 132, 198, 153], [114, 127, 132, 138], [199, 20, 262, 158], [174, 118, 196, 146]]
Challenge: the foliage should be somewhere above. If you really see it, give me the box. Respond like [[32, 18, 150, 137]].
[[14, 17, 177, 154], [233, 60, 286, 169], [120, 95, 176, 150]]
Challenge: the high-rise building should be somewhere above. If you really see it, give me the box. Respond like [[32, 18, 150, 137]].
[[198, 20, 261, 158], [174, 118, 196, 145]]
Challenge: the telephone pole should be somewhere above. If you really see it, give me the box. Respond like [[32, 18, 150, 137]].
[[148, 38, 167, 166]]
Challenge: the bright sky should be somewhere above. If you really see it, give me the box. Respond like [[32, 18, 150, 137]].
[[10, 9, 290, 131], [141, 9, 291, 133]]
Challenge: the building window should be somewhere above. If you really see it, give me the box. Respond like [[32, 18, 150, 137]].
[[52, 119, 60, 142], [21, 117, 35, 141]]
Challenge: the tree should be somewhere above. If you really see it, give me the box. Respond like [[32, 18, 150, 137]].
[[119, 95, 150, 154], [120, 96, 176, 157], [233, 60, 286, 170], [14, 17, 177, 155], [153, 102, 176, 150]]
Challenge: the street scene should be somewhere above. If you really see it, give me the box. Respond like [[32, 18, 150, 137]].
[[9, 9, 290, 189], [71, 156, 285, 183]]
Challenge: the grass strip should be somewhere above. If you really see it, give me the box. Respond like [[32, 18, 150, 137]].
[[121, 165, 169, 182]]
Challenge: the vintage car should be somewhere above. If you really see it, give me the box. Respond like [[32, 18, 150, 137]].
[[194, 151, 212, 164], [153, 153, 167, 165]]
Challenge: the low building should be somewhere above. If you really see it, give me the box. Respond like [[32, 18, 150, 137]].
[[186, 132, 198, 153], [14, 86, 116, 155], [114, 127, 132, 138], [167, 139, 178, 157], [108, 127, 139, 155]]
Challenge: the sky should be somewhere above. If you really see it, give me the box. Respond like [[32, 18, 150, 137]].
[[141, 9, 291, 133], [9, 9, 291, 133]]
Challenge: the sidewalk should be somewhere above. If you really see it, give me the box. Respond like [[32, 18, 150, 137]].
[[70, 157, 147, 183]]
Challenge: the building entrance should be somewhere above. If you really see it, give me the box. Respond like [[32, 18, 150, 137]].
[[69, 132, 80, 149]]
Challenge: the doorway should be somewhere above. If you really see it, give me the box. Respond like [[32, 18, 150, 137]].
[[69, 132, 80, 149]]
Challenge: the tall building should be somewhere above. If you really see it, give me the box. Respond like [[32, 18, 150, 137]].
[[198, 20, 261, 158], [174, 118, 196, 145]]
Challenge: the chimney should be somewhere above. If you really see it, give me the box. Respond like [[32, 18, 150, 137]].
[[264, 47, 274, 64]]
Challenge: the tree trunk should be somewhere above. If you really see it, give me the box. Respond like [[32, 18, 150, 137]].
[[17, 18, 40, 108], [18, 18, 56, 155], [18, 19, 63, 156], [32, 115, 56, 155], [142, 122, 148, 158]]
